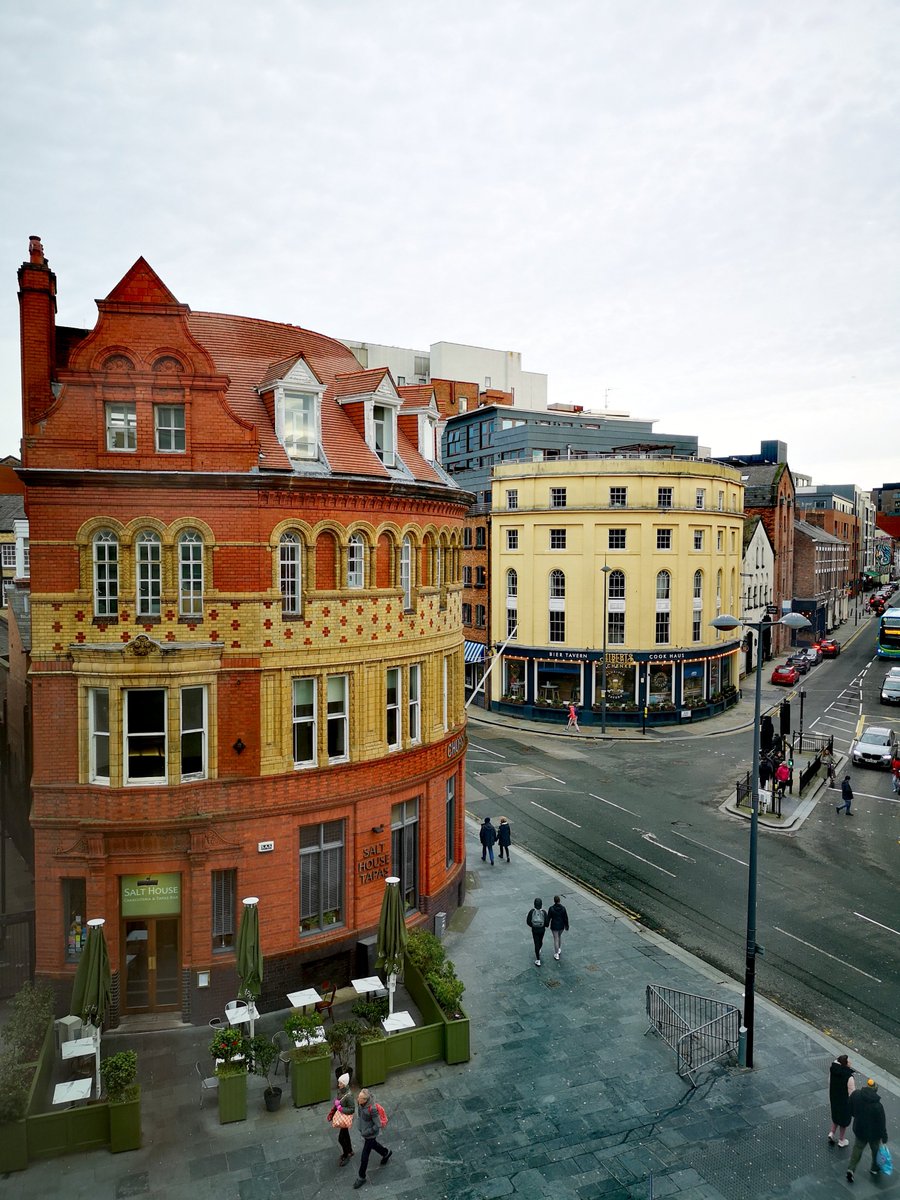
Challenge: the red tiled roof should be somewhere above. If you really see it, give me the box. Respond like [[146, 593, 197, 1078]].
[[397, 384, 435, 410], [257, 352, 324, 393], [187, 312, 445, 485]]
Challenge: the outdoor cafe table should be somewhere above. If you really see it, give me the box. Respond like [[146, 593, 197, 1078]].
[[225, 1002, 260, 1027], [351, 975, 385, 1000], [382, 1010, 415, 1033], [286, 987, 321, 1012], [61, 1035, 99, 1062], [52, 1078, 92, 1105]]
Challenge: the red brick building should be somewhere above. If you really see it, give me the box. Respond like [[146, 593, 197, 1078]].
[[16, 238, 470, 1024]]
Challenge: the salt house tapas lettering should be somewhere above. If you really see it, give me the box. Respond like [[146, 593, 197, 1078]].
[[357, 840, 391, 884]]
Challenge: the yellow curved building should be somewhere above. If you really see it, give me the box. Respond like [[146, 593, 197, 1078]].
[[491, 457, 744, 723]]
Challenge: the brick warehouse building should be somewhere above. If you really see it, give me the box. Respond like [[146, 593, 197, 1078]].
[[16, 238, 470, 1025]]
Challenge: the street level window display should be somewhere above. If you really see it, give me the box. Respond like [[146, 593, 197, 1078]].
[[602, 661, 637, 706], [721, 655, 733, 690], [709, 656, 721, 695], [683, 663, 705, 704], [647, 665, 673, 707], [536, 662, 581, 706], [503, 658, 526, 700]]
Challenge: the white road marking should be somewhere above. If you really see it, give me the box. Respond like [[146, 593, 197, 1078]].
[[589, 792, 638, 816], [773, 928, 882, 983], [607, 841, 677, 878], [635, 831, 695, 861], [537, 773, 567, 785], [529, 800, 581, 828], [842, 790, 900, 805], [468, 742, 507, 759], [669, 830, 748, 866], [854, 912, 900, 938], [508, 785, 567, 792]]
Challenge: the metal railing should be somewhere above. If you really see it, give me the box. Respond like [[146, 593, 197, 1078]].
[[735, 769, 782, 816], [645, 984, 740, 1085]]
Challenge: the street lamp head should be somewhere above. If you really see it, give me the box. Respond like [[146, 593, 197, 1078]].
[[710, 614, 741, 631], [779, 612, 811, 631]]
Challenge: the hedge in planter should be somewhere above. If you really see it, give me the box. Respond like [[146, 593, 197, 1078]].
[[101, 1051, 141, 1153], [0, 1052, 30, 1172], [284, 1013, 331, 1108], [209, 1026, 248, 1124]]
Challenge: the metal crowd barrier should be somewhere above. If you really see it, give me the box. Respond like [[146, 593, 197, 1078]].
[[645, 984, 740, 1085]]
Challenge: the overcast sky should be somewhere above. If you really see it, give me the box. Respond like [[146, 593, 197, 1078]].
[[2, 1, 898, 489]]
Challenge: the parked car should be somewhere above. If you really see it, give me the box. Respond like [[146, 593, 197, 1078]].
[[886, 666, 900, 681], [803, 644, 823, 664], [850, 725, 897, 768], [820, 638, 841, 657], [771, 664, 799, 686], [880, 675, 900, 705], [786, 653, 810, 674]]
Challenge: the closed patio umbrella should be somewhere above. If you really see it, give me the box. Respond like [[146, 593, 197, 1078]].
[[375, 876, 407, 1016], [69, 917, 110, 1095], [235, 896, 263, 1037]]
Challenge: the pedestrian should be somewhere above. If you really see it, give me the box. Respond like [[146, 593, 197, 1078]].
[[760, 714, 774, 755], [821, 749, 837, 787], [327, 1071, 355, 1167], [497, 816, 512, 862], [527, 897, 547, 967], [547, 894, 570, 961], [892, 765, 900, 795], [566, 702, 580, 732], [759, 756, 774, 791], [836, 775, 853, 815], [353, 1088, 392, 1189], [828, 1054, 855, 1147], [774, 760, 790, 800], [846, 1078, 888, 1182], [479, 816, 497, 865]]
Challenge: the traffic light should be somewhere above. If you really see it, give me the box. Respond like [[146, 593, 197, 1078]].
[[779, 700, 791, 737]]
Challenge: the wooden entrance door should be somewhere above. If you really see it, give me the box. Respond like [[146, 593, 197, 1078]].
[[122, 917, 180, 1013]]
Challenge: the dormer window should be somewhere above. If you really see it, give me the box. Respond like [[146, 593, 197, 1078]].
[[372, 404, 395, 466], [282, 391, 318, 460]]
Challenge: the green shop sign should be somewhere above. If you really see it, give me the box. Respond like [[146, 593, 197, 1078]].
[[121, 873, 182, 916]]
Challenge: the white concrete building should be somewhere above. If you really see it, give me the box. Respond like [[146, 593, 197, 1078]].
[[740, 516, 775, 676]]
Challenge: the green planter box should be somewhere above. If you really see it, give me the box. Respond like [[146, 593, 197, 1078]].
[[217, 1070, 248, 1124], [356, 1038, 386, 1086], [404, 956, 471, 1066], [290, 1052, 331, 1107], [443, 1012, 470, 1065], [108, 1089, 142, 1153], [0, 1119, 28, 1173]]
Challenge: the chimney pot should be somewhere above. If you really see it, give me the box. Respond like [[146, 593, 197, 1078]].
[[29, 235, 45, 264]]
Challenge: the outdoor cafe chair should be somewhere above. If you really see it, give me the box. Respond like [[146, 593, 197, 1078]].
[[195, 1061, 218, 1108], [272, 1030, 293, 1080], [315, 982, 337, 1023]]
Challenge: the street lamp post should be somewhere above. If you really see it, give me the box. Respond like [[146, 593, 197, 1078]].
[[600, 562, 611, 733], [711, 609, 811, 1069]]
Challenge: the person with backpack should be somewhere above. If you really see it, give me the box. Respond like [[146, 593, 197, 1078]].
[[353, 1089, 392, 1188], [846, 1078, 888, 1182], [527, 897, 547, 967]]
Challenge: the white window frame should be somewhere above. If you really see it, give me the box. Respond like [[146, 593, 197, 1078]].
[[657, 528, 672, 551], [280, 532, 302, 615], [106, 402, 136, 452], [550, 487, 567, 509], [124, 688, 167, 786], [136, 530, 162, 617], [282, 391, 319, 460], [347, 534, 365, 589], [178, 530, 204, 618], [386, 667, 401, 751], [550, 528, 566, 550], [292, 677, 317, 768], [89, 688, 110, 784], [657, 487, 673, 509], [506, 529, 519, 550], [608, 528, 626, 550], [610, 486, 627, 508], [1, 544, 16, 568], [696, 488, 706, 509], [506, 489, 519, 511], [93, 530, 119, 618], [180, 685, 207, 781], [400, 536, 413, 610], [154, 404, 186, 452], [693, 529, 704, 551], [409, 663, 421, 744], [326, 674, 349, 763], [372, 403, 396, 467]]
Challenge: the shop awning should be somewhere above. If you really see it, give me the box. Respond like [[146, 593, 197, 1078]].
[[464, 640, 486, 663]]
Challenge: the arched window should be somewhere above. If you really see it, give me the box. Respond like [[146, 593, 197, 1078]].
[[693, 569, 703, 600], [608, 569, 625, 599], [347, 533, 365, 589], [507, 569, 518, 598], [93, 530, 119, 617], [280, 532, 302, 615], [400, 536, 413, 610], [136, 530, 161, 617], [716, 569, 723, 613], [607, 569, 625, 645], [693, 569, 703, 642], [549, 569, 565, 643], [506, 569, 518, 639], [179, 530, 204, 617], [656, 570, 671, 601]]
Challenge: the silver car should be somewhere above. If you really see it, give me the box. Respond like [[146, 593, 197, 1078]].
[[850, 725, 897, 767]]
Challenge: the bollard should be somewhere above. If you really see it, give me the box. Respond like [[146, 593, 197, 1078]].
[[738, 1025, 748, 1067]]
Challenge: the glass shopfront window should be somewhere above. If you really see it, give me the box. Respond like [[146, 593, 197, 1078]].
[[683, 663, 705, 703], [602, 662, 637, 705], [502, 657, 526, 700], [721, 653, 734, 690], [647, 665, 673, 707], [709, 656, 722, 695], [535, 662, 582, 707]]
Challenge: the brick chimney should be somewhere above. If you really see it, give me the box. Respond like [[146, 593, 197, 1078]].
[[18, 235, 57, 431]]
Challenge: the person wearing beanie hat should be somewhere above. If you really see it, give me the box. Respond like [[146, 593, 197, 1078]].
[[847, 1077, 888, 1181], [328, 1072, 356, 1167]]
